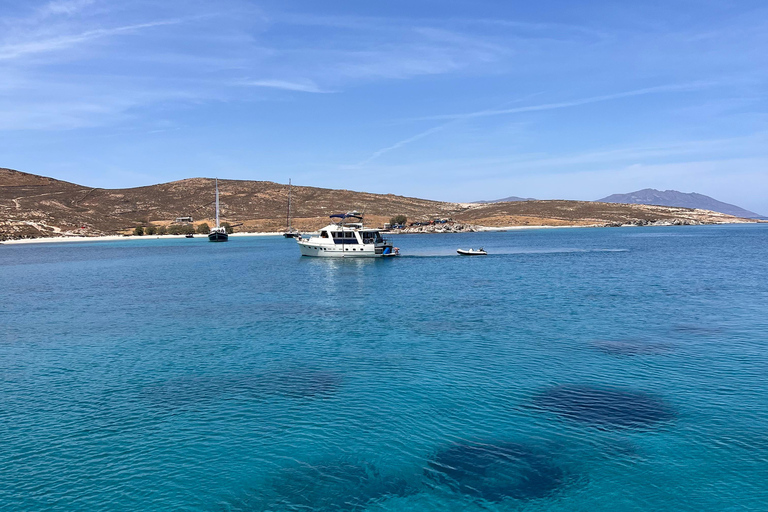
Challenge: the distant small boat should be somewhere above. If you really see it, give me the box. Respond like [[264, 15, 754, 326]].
[[208, 178, 229, 243], [185, 233, 194, 238], [457, 248, 487, 256]]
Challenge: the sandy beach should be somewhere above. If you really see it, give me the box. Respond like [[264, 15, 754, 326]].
[[0, 231, 288, 245]]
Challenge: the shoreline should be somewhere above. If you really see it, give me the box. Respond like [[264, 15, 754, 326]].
[[1, 226, 575, 244], [0, 231, 286, 245], [2, 221, 760, 245]]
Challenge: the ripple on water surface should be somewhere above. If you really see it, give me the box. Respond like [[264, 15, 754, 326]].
[[426, 440, 571, 503], [141, 368, 343, 408], [220, 458, 413, 512], [532, 384, 676, 430], [591, 338, 674, 356]]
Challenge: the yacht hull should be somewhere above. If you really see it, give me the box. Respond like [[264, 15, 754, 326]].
[[297, 241, 394, 258]]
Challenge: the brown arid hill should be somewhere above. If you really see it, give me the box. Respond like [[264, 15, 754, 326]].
[[0, 167, 755, 240]]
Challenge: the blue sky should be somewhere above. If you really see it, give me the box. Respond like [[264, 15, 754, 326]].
[[1, 0, 767, 213]]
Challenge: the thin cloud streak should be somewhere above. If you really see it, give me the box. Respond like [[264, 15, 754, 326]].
[[236, 79, 332, 93], [0, 19, 186, 60], [357, 132, 768, 174], [415, 82, 720, 121], [354, 124, 448, 166], [357, 82, 719, 165]]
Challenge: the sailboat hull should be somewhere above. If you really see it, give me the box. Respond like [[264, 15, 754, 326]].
[[208, 232, 229, 242]]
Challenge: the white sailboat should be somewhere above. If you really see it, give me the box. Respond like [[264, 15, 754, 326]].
[[208, 178, 228, 242]]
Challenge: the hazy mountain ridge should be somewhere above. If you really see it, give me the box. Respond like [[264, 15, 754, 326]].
[[597, 188, 764, 219], [0, 168, 756, 240], [473, 196, 536, 203]]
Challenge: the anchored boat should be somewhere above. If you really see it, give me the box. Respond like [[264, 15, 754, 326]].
[[208, 178, 228, 242], [296, 211, 398, 258]]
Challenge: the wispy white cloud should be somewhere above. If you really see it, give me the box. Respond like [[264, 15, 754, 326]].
[[484, 133, 768, 171], [354, 131, 768, 175], [277, 12, 606, 42], [0, 87, 204, 131], [354, 82, 720, 165], [264, 13, 510, 84], [354, 124, 449, 166], [454, 17, 610, 41], [39, 0, 97, 17], [415, 81, 719, 121], [0, 19, 185, 60], [235, 79, 331, 93]]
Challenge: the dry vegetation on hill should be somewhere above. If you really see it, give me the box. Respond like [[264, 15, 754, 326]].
[[0, 167, 753, 240]]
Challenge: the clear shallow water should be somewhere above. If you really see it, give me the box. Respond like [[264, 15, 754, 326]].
[[1, 225, 767, 511]]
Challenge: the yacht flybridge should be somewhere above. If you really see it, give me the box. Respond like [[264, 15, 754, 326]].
[[296, 212, 398, 258]]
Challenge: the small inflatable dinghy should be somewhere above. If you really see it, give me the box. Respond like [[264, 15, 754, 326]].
[[457, 248, 487, 256]]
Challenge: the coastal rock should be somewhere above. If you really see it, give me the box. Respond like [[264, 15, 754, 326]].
[[394, 222, 479, 234]]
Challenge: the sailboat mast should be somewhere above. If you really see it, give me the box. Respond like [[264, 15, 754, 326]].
[[215, 178, 220, 228], [287, 179, 292, 230]]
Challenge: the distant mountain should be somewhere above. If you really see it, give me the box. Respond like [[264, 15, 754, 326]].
[[597, 189, 764, 219], [473, 196, 536, 203]]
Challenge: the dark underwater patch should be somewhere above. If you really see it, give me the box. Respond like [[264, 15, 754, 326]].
[[255, 369, 343, 399], [533, 384, 675, 430], [591, 339, 673, 356], [222, 459, 413, 512], [426, 441, 566, 502]]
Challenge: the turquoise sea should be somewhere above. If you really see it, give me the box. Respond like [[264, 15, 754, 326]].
[[1, 224, 767, 511]]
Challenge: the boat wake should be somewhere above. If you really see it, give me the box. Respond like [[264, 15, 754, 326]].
[[401, 248, 629, 257]]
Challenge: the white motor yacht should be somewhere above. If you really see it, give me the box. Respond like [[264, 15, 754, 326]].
[[296, 211, 398, 258]]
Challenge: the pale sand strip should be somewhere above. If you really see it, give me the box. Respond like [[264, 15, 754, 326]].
[[1, 232, 286, 245]]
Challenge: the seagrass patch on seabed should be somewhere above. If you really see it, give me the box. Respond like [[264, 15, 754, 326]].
[[531, 384, 676, 430], [425, 440, 576, 503]]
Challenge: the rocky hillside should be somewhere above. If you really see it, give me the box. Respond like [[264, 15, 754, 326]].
[[454, 200, 744, 228], [0, 168, 755, 240]]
